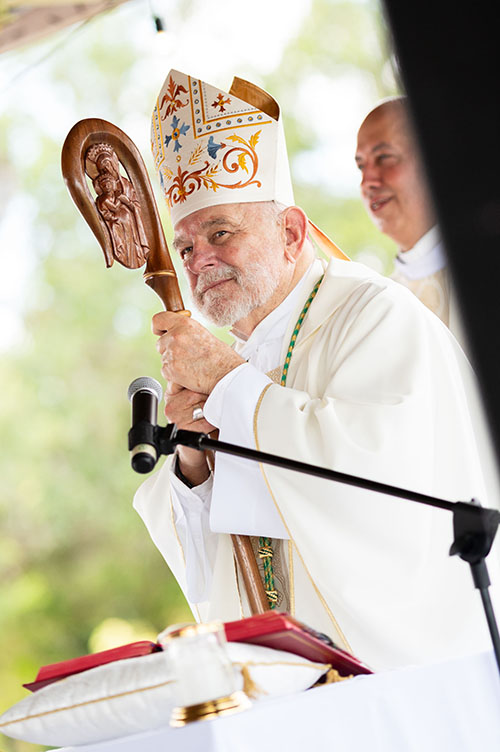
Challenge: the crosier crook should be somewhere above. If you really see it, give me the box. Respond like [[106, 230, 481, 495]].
[[61, 117, 270, 615]]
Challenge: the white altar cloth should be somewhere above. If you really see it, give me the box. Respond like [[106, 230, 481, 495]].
[[58, 651, 500, 752]]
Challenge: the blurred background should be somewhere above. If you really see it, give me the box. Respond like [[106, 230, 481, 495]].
[[0, 1, 400, 748]]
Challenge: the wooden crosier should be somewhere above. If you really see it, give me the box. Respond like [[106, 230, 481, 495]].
[[61, 117, 270, 615]]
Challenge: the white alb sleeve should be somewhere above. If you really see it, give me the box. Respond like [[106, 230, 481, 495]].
[[169, 470, 218, 602]]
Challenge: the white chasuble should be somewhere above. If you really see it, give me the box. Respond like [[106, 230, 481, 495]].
[[133, 257, 499, 670]]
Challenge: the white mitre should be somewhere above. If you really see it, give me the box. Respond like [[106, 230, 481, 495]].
[[151, 69, 348, 259], [151, 70, 293, 224]]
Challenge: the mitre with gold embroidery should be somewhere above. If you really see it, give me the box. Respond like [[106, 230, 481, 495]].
[[151, 69, 293, 225], [151, 69, 348, 259]]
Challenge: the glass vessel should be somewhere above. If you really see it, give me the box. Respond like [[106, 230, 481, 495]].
[[158, 621, 251, 726]]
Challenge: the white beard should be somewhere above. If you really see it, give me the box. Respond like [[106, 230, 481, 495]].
[[191, 260, 282, 327]]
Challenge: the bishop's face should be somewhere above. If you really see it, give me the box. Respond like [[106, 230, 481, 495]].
[[173, 202, 290, 330], [355, 107, 435, 251]]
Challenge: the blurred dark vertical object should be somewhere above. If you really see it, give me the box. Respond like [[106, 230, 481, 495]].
[[153, 15, 164, 32], [382, 0, 500, 470]]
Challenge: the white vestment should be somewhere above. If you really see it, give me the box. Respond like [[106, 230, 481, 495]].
[[391, 225, 465, 346], [134, 257, 499, 671]]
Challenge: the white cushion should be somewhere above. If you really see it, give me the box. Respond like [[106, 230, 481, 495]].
[[0, 643, 328, 747]]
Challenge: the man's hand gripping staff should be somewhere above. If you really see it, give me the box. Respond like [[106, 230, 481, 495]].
[[153, 312, 245, 485], [154, 311, 244, 390]]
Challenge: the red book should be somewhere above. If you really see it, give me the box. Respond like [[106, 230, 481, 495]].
[[23, 612, 371, 692], [22, 641, 161, 692], [224, 612, 372, 677]]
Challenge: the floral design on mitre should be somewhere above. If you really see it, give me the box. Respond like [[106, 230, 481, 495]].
[[211, 92, 231, 113], [164, 116, 190, 153], [159, 75, 188, 118], [207, 135, 226, 159], [164, 130, 262, 208]]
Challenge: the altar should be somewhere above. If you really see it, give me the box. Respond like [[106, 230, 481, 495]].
[[57, 650, 500, 752]]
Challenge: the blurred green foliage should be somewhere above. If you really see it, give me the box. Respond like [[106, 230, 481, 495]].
[[0, 1, 398, 749]]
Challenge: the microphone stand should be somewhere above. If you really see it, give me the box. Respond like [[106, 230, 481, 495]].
[[130, 421, 500, 678]]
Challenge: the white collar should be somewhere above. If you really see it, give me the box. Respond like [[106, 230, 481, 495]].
[[394, 226, 447, 280]]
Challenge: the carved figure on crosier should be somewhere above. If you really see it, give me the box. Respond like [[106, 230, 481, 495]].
[[85, 143, 149, 269]]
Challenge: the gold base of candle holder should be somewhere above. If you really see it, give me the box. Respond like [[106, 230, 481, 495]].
[[170, 691, 251, 727]]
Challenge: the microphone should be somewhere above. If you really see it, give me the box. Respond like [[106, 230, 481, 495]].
[[127, 376, 163, 474]]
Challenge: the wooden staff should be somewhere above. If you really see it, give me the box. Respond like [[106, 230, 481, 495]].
[[61, 117, 269, 615]]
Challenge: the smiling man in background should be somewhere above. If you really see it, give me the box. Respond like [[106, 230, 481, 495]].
[[355, 96, 465, 340]]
